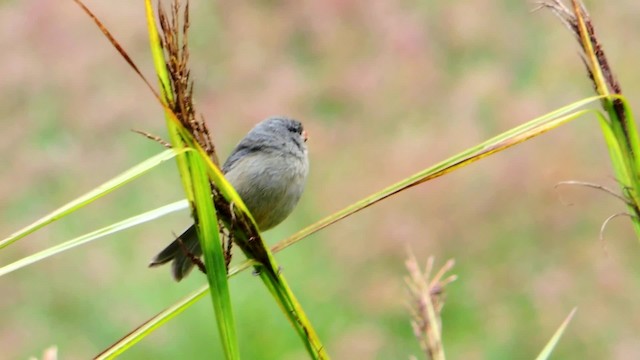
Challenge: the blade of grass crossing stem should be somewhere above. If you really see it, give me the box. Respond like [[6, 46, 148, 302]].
[[145, 2, 240, 359], [0, 149, 180, 249], [597, 113, 640, 236], [145, 0, 238, 357], [199, 145, 327, 359], [101, 264, 321, 358], [535, 308, 577, 360], [598, 118, 631, 187], [144, 0, 172, 102], [259, 270, 327, 358], [192, 151, 240, 359], [274, 108, 601, 253], [101, 258, 263, 358], [608, 99, 640, 196], [614, 101, 640, 237], [0, 200, 188, 277], [95, 284, 210, 359], [618, 100, 640, 171], [488, 96, 603, 143], [144, 0, 195, 204]]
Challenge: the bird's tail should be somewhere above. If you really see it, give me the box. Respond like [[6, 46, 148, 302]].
[[149, 224, 202, 281]]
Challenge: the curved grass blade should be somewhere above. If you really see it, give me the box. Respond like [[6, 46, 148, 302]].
[[0, 149, 181, 250], [598, 115, 630, 188], [95, 283, 210, 359], [273, 100, 605, 253], [143, 0, 195, 204], [535, 307, 577, 360], [199, 147, 328, 359], [99, 255, 261, 358], [596, 105, 640, 237], [0, 200, 188, 277], [144, 1, 239, 358], [191, 151, 239, 359]]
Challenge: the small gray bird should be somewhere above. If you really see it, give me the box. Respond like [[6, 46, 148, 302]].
[[150, 116, 309, 281]]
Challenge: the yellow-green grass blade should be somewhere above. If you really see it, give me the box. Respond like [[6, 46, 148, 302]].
[[572, 2, 609, 99], [144, 0, 172, 104], [0, 149, 181, 250], [618, 96, 640, 177], [185, 143, 326, 357], [0, 200, 188, 278], [257, 270, 327, 358], [144, 2, 239, 358], [95, 283, 210, 359], [535, 308, 577, 360], [144, 0, 194, 204], [596, 106, 640, 237], [274, 105, 604, 253], [99, 257, 261, 358], [191, 150, 240, 360], [613, 104, 640, 239], [605, 97, 640, 194], [615, 98, 640, 174], [197, 145, 327, 359], [598, 114, 631, 189]]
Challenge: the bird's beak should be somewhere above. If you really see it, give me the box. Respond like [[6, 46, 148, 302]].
[[302, 129, 308, 142]]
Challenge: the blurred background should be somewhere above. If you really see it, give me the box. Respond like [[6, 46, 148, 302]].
[[2, 0, 640, 359]]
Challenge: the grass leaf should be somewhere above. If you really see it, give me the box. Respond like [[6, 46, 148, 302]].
[[95, 284, 210, 359], [0, 200, 188, 278], [144, 1, 240, 358], [535, 308, 577, 360], [0, 149, 181, 250]]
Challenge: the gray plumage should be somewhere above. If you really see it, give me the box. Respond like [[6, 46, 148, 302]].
[[149, 116, 309, 281]]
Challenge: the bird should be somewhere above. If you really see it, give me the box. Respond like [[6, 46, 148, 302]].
[[149, 116, 309, 281]]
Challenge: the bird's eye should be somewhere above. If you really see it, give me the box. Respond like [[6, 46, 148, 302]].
[[287, 123, 303, 134]]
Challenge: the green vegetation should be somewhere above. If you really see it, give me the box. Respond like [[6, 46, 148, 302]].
[[1, 1, 639, 359]]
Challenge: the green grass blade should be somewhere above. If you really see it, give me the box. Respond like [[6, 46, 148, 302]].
[[198, 148, 328, 359], [616, 98, 640, 172], [597, 114, 630, 188], [274, 108, 601, 254], [257, 270, 327, 359], [144, 2, 239, 358], [191, 152, 240, 359], [99, 256, 264, 357], [535, 308, 577, 360], [143, 0, 194, 204], [0, 200, 188, 278], [595, 100, 640, 237], [95, 284, 210, 359], [144, 0, 172, 104], [0, 149, 181, 250]]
